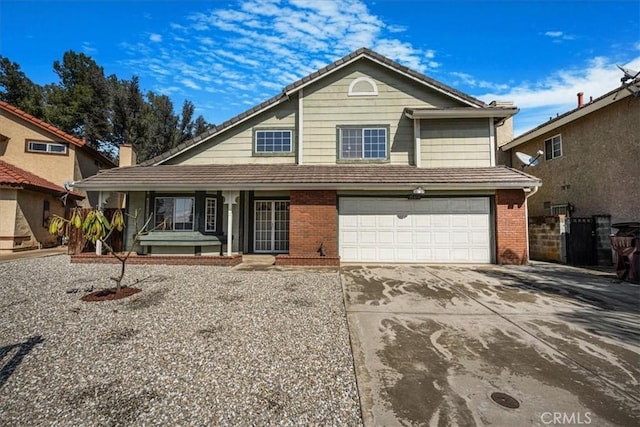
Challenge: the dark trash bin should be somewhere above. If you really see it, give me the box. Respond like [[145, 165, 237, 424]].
[[611, 222, 640, 284]]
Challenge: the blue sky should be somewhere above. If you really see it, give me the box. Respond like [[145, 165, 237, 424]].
[[1, 0, 639, 136]]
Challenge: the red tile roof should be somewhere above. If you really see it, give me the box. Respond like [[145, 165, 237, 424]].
[[0, 160, 84, 198], [0, 100, 116, 167]]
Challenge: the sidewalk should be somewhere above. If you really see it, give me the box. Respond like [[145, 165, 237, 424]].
[[0, 247, 67, 262]]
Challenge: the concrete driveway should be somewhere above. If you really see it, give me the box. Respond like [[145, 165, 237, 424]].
[[342, 263, 640, 426]]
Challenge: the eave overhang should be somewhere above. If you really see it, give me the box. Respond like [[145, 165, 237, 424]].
[[73, 181, 539, 193], [501, 82, 637, 151], [404, 107, 519, 120]]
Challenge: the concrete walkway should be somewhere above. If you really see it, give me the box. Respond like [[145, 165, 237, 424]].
[[342, 263, 640, 426], [0, 246, 67, 262]]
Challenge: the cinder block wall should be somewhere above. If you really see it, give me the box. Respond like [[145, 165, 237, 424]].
[[495, 189, 528, 265], [278, 190, 339, 265], [528, 216, 563, 262]]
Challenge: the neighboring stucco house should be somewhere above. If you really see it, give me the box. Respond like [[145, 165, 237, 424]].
[[500, 84, 639, 224], [74, 48, 541, 266], [0, 101, 116, 252]]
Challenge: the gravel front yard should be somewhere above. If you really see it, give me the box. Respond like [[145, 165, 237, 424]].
[[0, 255, 362, 426]]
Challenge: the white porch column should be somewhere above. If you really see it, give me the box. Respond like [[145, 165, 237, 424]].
[[95, 191, 105, 255], [222, 191, 239, 256]]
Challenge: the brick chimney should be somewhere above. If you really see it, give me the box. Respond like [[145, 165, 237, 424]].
[[577, 92, 584, 108], [119, 144, 137, 167]]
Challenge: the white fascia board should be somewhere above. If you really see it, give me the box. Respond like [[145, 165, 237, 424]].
[[502, 87, 632, 151], [405, 108, 518, 119], [284, 53, 481, 108]]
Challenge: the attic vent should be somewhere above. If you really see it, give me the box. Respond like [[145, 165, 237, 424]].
[[348, 77, 378, 96]]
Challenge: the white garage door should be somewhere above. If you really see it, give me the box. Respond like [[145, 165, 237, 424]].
[[339, 197, 491, 263]]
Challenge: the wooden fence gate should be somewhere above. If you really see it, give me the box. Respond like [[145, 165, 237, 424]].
[[67, 208, 123, 255]]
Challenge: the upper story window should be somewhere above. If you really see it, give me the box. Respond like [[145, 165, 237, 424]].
[[544, 135, 562, 160], [27, 140, 68, 155], [154, 197, 195, 231], [338, 126, 388, 160], [254, 129, 293, 154]]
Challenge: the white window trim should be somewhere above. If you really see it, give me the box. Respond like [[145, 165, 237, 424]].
[[254, 129, 293, 154], [205, 197, 217, 232], [27, 140, 67, 154], [348, 76, 378, 96], [339, 126, 388, 160], [544, 134, 562, 160]]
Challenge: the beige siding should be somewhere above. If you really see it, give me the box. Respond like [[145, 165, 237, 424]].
[[301, 60, 466, 165], [168, 98, 298, 165], [0, 110, 76, 185], [420, 118, 491, 167]]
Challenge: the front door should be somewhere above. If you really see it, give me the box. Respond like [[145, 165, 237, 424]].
[[254, 200, 290, 253]]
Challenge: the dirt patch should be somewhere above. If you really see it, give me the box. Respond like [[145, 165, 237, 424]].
[[126, 289, 168, 310], [284, 296, 315, 308], [66, 381, 158, 425], [81, 287, 141, 302], [101, 327, 138, 344]]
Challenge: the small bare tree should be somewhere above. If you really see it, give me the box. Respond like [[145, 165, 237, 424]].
[[49, 208, 158, 293]]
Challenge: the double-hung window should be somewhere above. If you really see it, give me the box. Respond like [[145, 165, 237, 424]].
[[255, 130, 293, 154], [154, 197, 195, 231], [339, 126, 388, 160], [544, 135, 562, 160], [27, 140, 67, 154]]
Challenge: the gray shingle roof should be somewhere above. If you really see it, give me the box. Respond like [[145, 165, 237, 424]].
[[75, 164, 540, 191], [141, 47, 488, 166]]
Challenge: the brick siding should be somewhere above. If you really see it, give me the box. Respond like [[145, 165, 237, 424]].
[[71, 253, 243, 266], [495, 189, 528, 265], [279, 190, 339, 266], [275, 255, 341, 266]]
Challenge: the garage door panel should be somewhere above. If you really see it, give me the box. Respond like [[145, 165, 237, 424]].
[[359, 216, 377, 227], [339, 197, 491, 263], [378, 247, 395, 261], [415, 232, 431, 244], [378, 231, 395, 243], [451, 232, 470, 244], [378, 216, 395, 227], [360, 231, 377, 243]]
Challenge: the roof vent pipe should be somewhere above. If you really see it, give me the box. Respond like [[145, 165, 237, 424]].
[[577, 92, 584, 108]]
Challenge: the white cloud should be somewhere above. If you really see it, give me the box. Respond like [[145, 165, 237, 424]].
[[477, 55, 640, 135], [180, 78, 201, 90], [81, 42, 97, 54], [543, 30, 576, 42], [120, 0, 440, 123]]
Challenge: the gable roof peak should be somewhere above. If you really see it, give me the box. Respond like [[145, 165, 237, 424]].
[[144, 47, 487, 165]]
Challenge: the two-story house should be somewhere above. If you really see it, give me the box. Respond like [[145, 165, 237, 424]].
[[500, 82, 639, 265], [74, 48, 540, 266], [0, 101, 116, 253]]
